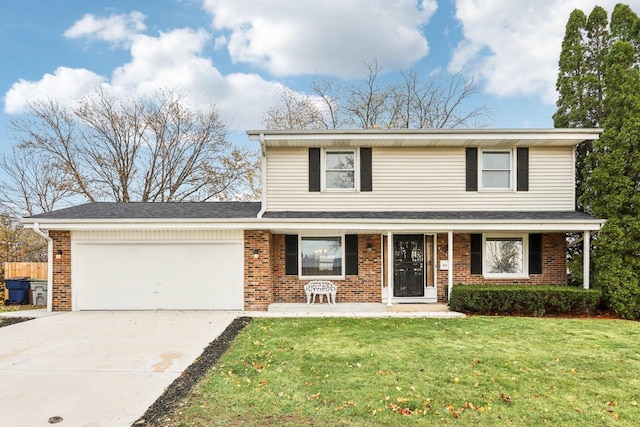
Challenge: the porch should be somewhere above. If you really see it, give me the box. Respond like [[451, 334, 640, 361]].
[[261, 302, 465, 318]]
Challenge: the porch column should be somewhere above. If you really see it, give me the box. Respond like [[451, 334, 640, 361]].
[[583, 230, 590, 289], [387, 232, 393, 306], [448, 231, 453, 300]]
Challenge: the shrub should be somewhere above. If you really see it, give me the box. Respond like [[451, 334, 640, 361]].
[[449, 285, 602, 316]]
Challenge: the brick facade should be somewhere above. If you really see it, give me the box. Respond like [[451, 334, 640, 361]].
[[50, 230, 72, 311], [48, 229, 567, 311], [244, 230, 274, 311], [269, 234, 382, 304], [436, 232, 567, 302], [260, 232, 566, 307]]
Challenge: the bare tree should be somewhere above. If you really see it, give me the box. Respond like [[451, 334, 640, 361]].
[[310, 78, 343, 129], [8, 88, 259, 210], [344, 61, 391, 129], [0, 147, 74, 216], [263, 63, 491, 130], [263, 88, 327, 130], [0, 213, 47, 263]]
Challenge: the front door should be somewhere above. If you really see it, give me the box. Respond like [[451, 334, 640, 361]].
[[393, 234, 425, 297]]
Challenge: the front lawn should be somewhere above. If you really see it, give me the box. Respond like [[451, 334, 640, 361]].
[[163, 317, 640, 426]]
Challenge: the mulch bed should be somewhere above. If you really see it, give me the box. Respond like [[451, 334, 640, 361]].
[[133, 316, 252, 426], [0, 317, 33, 328]]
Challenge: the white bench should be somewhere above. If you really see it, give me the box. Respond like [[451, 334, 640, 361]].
[[304, 281, 337, 304]]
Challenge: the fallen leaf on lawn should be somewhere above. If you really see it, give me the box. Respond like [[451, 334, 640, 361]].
[[454, 377, 460, 383], [576, 408, 583, 414], [446, 404, 459, 418], [570, 368, 577, 374], [500, 393, 512, 404], [309, 393, 320, 401], [606, 401, 617, 407], [356, 362, 362, 368]]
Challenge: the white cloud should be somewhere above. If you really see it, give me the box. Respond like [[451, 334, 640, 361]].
[[450, 0, 634, 104], [202, 0, 437, 77], [4, 67, 107, 114], [63, 11, 147, 46], [4, 27, 283, 130]]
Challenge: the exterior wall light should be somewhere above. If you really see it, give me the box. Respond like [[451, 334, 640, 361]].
[[55, 249, 63, 259], [253, 249, 260, 259]]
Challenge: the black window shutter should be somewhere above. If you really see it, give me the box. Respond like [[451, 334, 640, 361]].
[[345, 234, 358, 275], [360, 148, 372, 192], [308, 148, 321, 192], [285, 234, 298, 275], [517, 147, 529, 191], [466, 148, 478, 191], [529, 233, 542, 274], [470, 233, 483, 274]]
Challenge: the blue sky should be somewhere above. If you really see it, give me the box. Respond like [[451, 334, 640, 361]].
[[1, 0, 636, 150]]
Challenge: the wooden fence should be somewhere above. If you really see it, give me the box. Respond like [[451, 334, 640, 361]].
[[3, 262, 48, 279]]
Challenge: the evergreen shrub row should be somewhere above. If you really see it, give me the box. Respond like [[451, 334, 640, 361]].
[[449, 285, 601, 316]]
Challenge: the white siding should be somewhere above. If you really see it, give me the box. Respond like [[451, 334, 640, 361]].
[[72, 229, 243, 242], [265, 146, 575, 211]]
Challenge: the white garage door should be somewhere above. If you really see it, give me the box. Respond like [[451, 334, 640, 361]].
[[73, 242, 244, 310]]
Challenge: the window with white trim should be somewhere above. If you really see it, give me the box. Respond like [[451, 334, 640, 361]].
[[325, 150, 355, 190], [300, 236, 343, 278], [481, 150, 512, 190], [483, 234, 528, 278]]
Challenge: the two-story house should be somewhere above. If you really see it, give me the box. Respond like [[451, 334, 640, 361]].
[[22, 129, 604, 312]]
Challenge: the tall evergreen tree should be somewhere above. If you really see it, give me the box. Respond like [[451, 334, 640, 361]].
[[554, 4, 639, 290], [583, 7, 609, 129], [581, 40, 640, 319], [610, 3, 640, 44], [553, 9, 588, 129]]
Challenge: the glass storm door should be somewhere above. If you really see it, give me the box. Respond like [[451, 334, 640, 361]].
[[393, 234, 425, 297]]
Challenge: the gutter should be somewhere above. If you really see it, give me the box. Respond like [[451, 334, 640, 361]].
[[32, 223, 53, 313], [257, 132, 267, 219]]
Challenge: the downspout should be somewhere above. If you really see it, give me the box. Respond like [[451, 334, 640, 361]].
[[257, 132, 268, 218], [32, 222, 53, 313]]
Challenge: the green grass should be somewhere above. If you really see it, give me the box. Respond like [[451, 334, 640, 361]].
[[169, 317, 640, 426]]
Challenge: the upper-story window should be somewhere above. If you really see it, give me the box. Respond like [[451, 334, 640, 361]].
[[309, 147, 371, 193], [481, 150, 512, 190], [325, 150, 356, 190]]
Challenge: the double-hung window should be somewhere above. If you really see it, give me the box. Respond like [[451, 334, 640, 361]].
[[325, 150, 356, 190], [300, 236, 344, 278], [481, 150, 512, 190]]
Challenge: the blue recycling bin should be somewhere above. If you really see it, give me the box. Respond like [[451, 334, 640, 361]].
[[5, 278, 31, 304]]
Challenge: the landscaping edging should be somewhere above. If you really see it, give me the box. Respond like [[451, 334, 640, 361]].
[[133, 316, 253, 426], [0, 317, 33, 328]]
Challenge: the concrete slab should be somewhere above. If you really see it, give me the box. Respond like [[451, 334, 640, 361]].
[[0, 311, 237, 427], [263, 303, 466, 318], [0, 309, 59, 318]]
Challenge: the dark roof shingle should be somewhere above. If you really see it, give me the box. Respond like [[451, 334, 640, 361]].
[[262, 210, 600, 221], [27, 202, 261, 220]]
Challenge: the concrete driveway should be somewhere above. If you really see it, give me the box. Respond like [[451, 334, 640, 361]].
[[0, 311, 237, 427]]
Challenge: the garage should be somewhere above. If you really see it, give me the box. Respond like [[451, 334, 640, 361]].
[[72, 234, 244, 311]]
